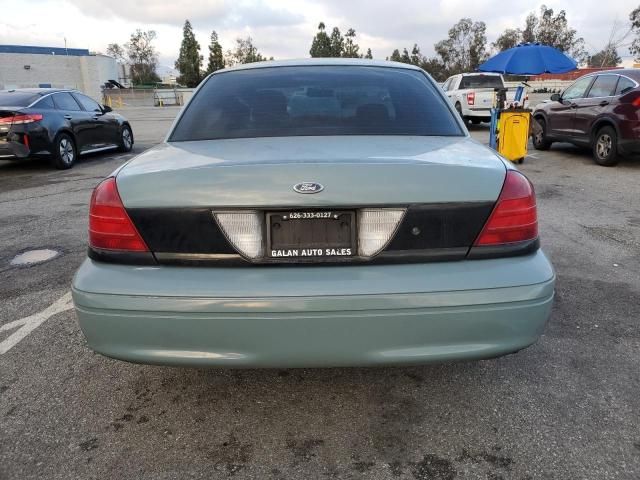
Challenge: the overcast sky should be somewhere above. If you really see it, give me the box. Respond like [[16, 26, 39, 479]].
[[1, 0, 638, 70]]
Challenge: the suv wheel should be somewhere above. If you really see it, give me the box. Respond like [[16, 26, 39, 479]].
[[532, 118, 552, 151], [593, 126, 619, 167], [51, 133, 77, 169], [119, 125, 133, 152]]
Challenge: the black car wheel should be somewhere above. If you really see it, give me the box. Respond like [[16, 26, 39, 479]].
[[593, 126, 619, 167], [51, 133, 77, 169], [119, 125, 133, 152], [532, 118, 552, 151]]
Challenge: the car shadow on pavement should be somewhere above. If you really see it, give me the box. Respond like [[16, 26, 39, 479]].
[[67, 351, 549, 479]]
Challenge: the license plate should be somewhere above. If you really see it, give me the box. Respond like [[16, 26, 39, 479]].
[[267, 211, 356, 259]]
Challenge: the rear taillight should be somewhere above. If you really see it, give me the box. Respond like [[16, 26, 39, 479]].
[[474, 170, 538, 246], [632, 97, 640, 107], [0, 114, 43, 125], [89, 177, 148, 252], [467, 91, 475, 106]]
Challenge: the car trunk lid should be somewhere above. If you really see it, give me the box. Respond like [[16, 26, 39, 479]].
[[116, 136, 506, 207]]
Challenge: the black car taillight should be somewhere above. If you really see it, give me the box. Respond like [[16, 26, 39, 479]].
[[0, 113, 43, 125]]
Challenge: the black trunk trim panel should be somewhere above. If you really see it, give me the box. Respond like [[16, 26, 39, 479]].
[[386, 203, 493, 251], [127, 208, 236, 255], [105, 203, 539, 266]]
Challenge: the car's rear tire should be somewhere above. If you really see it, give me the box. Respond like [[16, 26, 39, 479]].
[[455, 103, 468, 125], [51, 133, 77, 169], [532, 117, 552, 151], [470, 118, 482, 125], [592, 126, 619, 167], [119, 125, 133, 153]]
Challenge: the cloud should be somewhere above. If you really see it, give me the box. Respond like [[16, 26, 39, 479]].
[[65, 0, 227, 25], [3, 0, 638, 65], [66, 0, 304, 28]]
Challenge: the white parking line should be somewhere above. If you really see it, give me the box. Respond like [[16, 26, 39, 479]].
[[0, 292, 73, 355]]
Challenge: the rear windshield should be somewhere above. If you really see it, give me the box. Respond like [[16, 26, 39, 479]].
[[459, 75, 504, 89], [170, 66, 463, 141], [0, 92, 40, 107]]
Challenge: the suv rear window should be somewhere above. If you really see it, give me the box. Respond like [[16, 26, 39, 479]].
[[0, 92, 40, 107], [616, 76, 636, 95], [170, 66, 463, 142], [459, 75, 504, 89]]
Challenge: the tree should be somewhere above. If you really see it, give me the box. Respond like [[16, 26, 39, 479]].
[[493, 28, 521, 52], [388, 44, 424, 66], [434, 18, 489, 74], [364, 48, 373, 59], [410, 44, 423, 65], [310, 22, 332, 57], [400, 48, 411, 64], [342, 28, 360, 58], [175, 20, 202, 87], [630, 6, 640, 60], [522, 12, 537, 44], [588, 44, 622, 67], [106, 43, 126, 63], [387, 42, 447, 80], [330, 27, 344, 57], [205, 30, 225, 75], [227, 36, 269, 65], [311, 23, 362, 58], [521, 5, 587, 62], [125, 29, 160, 85], [421, 57, 448, 81]]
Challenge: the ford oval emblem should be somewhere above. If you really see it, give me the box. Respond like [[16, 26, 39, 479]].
[[293, 182, 324, 194]]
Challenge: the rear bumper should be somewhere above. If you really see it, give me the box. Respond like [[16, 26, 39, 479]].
[[463, 108, 492, 119], [72, 251, 556, 368], [0, 140, 29, 159], [617, 138, 640, 156]]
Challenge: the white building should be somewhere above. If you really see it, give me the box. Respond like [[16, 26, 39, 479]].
[[0, 45, 118, 101]]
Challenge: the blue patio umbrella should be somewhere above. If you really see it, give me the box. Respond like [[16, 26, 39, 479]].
[[478, 43, 577, 75]]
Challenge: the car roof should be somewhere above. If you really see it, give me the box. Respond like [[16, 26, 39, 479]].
[[579, 69, 640, 80], [0, 87, 76, 96], [460, 72, 501, 76], [214, 58, 424, 74]]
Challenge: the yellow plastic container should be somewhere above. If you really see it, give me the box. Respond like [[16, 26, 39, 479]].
[[497, 110, 530, 163]]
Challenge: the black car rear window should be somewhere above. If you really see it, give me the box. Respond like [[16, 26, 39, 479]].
[[459, 75, 504, 89], [170, 66, 463, 142], [0, 92, 40, 107]]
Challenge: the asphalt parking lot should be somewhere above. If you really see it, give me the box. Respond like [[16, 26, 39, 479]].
[[1, 107, 639, 480]]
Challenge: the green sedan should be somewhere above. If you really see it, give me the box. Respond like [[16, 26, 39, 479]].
[[72, 59, 555, 368]]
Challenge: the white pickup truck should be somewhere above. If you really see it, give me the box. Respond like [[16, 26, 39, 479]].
[[441, 73, 517, 124]]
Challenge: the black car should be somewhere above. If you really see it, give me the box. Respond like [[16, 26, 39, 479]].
[[0, 88, 133, 169]]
